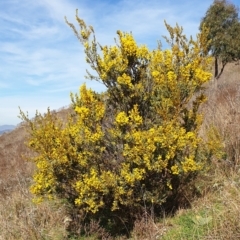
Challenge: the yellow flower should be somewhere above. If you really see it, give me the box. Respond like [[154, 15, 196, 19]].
[[115, 111, 129, 126], [129, 105, 142, 126], [167, 181, 173, 190], [119, 32, 137, 56], [171, 165, 179, 175], [117, 73, 133, 88], [182, 156, 200, 172], [75, 106, 89, 118]]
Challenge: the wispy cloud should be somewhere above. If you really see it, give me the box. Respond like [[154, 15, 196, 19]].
[[1, 0, 239, 125]]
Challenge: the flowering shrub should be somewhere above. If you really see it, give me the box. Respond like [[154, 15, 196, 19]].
[[20, 11, 217, 235]]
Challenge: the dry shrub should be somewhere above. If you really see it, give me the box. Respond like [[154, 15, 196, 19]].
[[131, 212, 169, 240], [82, 220, 112, 239]]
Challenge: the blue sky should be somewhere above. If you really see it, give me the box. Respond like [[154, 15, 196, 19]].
[[1, 0, 240, 125]]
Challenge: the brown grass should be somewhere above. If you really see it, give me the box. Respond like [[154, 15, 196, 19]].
[[0, 173, 68, 240], [197, 63, 240, 239], [203, 62, 240, 168]]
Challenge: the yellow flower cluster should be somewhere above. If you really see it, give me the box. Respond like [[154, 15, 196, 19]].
[[120, 163, 145, 186], [76, 84, 105, 121], [117, 73, 133, 88], [118, 31, 138, 56], [75, 106, 89, 119], [171, 165, 179, 175], [115, 111, 129, 126], [97, 45, 128, 81], [74, 168, 117, 213], [136, 45, 151, 59], [128, 105, 143, 126], [182, 156, 201, 172]]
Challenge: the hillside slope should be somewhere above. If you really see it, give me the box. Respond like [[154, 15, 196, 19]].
[[0, 63, 240, 239]]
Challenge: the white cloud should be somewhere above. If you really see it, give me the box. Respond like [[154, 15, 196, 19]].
[[1, 0, 238, 125]]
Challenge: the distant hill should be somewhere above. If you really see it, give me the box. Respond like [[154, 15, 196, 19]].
[[0, 129, 11, 135], [0, 125, 15, 131], [0, 125, 15, 135]]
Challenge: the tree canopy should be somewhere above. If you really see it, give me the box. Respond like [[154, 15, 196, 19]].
[[200, 0, 240, 79]]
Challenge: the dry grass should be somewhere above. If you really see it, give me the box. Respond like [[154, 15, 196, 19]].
[[203, 64, 240, 165], [198, 62, 240, 239], [0, 172, 68, 240], [200, 170, 240, 239]]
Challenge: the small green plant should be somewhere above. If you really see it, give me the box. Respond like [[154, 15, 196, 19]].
[[162, 210, 213, 240]]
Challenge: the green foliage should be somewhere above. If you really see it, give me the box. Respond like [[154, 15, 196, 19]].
[[162, 209, 213, 239], [20, 10, 217, 236], [200, 0, 240, 79]]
